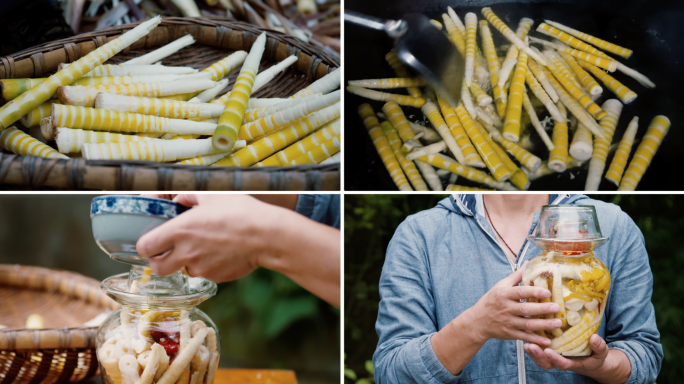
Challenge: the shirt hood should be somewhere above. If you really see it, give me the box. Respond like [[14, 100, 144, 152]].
[[436, 194, 592, 217]]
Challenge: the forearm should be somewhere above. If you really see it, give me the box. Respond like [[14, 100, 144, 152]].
[[584, 349, 631, 384], [258, 208, 341, 307], [250, 194, 299, 211], [430, 308, 486, 375]]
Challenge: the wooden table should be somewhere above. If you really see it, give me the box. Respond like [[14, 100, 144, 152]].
[[213, 369, 297, 384], [82, 369, 297, 384]]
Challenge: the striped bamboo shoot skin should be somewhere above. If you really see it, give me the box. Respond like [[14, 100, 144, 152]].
[[544, 51, 606, 120], [464, 13, 478, 88], [83, 138, 231, 161], [577, 60, 637, 104], [380, 121, 428, 191], [443, 14, 466, 55], [290, 134, 340, 165], [585, 99, 623, 190], [238, 90, 340, 141], [470, 81, 492, 107], [55, 127, 157, 153], [421, 100, 466, 165], [605, 116, 639, 185], [346, 86, 426, 108], [211, 56, 300, 107], [479, 20, 506, 117], [436, 95, 484, 168], [502, 46, 529, 142], [446, 184, 493, 191], [553, 45, 617, 72], [51, 104, 217, 135], [352, 104, 411, 191], [213, 33, 267, 152], [291, 68, 340, 99], [455, 103, 510, 181], [214, 102, 340, 168], [484, 121, 542, 173], [537, 23, 606, 60], [202, 51, 248, 81], [258, 119, 340, 166], [490, 140, 529, 190], [619, 116, 670, 191], [0, 127, 68, 159], [176, 152, 230, 166], [560, 53, 602, 95], [20, 99, 58, 128], [542, 67, 605, 139], [385, 50, 422, 97], [243, 94, 320, 123], [528, 59, 558, 103], [75, 64, 197, 77], [549, 102, 569, 172], [125, 34, 195, 65], [498, 18, 534, 91], [94, 93, 223, 119], [481, 8, 545, 65], [347, 78, 427, 89], [545, 20, 633, 59], [524, 71, 564, 122], [382, 102, 415, 142], [0, 79, 44, 104], [0, 16, 162, 130], [417, 153, 515, 191], [58, 79, 216, 107]]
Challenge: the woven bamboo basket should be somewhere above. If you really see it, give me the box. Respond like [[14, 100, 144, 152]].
[[0, 264, 119, 384], [0, 17, 340, 191]]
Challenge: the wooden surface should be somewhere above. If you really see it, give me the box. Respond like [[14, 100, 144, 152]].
[[213, 369, 297, 384]]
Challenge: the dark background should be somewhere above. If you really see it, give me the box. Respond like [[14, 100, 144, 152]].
[[344, 0, 684, 191], [344, 194, 684, 383], [0, 194, 340, 384]]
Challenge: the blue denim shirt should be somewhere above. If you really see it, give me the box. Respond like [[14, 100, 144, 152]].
[[374, 194, 662, 384], [295, 194, 340, 229]]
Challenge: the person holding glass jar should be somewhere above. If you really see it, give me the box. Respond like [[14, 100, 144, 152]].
[[373, 194, 662, 384], [136, 194, 340, 307]]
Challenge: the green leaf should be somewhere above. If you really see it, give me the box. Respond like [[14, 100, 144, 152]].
[[261, 296, 319, 338], [365, 360, 374, 375], [356, 379, 373, 384], [344, 368, 357, 380]]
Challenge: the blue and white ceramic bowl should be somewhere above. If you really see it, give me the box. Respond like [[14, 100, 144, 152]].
[[91, 196, 188, 265]]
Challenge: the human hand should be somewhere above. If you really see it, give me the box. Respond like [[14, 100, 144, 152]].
[[524, 333, 609, 372], [140, 194, 298, 210], [465, 262, 562, 347], [136, 194, 288, 282]]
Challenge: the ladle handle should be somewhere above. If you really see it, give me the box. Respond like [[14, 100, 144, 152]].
[[344, 10, 407, 38]]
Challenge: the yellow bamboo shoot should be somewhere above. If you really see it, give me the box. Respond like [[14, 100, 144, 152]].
[[380, 121, 428, 191], [214, 102, 340, 168], [213, 32, 267, 151], [549, 102, 569, 172], [481, 8, 546, 65], [577, 60, 637, 104], [347, 78, 427, 89], [55, 127, 157, 153], [290, 134, 340, 165], [385, 50, 422, 98], [291, 68, 340, 98], [0, 127, 68, 159], [259, 119, 340, 166], [605, 116, 639, 186], [455, 103, 510, 181], [544, 20, 633, 59], [502, 46, 528, 142], [0, 16, 161, 130], [618, 116, 670, 191], [346, 86, 426, 108], [498, 18, 534, 91], [586, 99, 622, 190], [20, 99, 58, 128], [436, 95, 484, 167]]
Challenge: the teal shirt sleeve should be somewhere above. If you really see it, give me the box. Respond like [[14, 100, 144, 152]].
[[295, 194, 340, 228]]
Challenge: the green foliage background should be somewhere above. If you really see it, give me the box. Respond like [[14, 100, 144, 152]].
[[344, 194, 684, 384], [0, 194, 339, 384]]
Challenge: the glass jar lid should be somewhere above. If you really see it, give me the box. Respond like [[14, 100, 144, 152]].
[[102, 272, 217, 309], [528, 205, 609, 251]]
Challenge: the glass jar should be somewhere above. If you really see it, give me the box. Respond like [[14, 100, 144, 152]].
[[523, 205, 611, 358], [97, 272, 220, 384]]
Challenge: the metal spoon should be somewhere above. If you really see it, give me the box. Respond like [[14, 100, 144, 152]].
[[345, 11, 463, 107]]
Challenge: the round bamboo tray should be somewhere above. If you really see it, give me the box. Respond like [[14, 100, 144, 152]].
[[0, 17, 340, 191], [0, 264, 119, 384]]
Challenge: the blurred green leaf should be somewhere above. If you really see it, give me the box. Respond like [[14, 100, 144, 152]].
[[344, 368, 357, 380], [262, 296, 319, 338], [365, 360, 374, 375]]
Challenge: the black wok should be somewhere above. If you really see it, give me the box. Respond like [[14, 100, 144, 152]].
[[344, 0, 684, 191]]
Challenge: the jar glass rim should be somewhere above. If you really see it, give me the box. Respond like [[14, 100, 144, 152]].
[[102, 272, 217, 308]]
